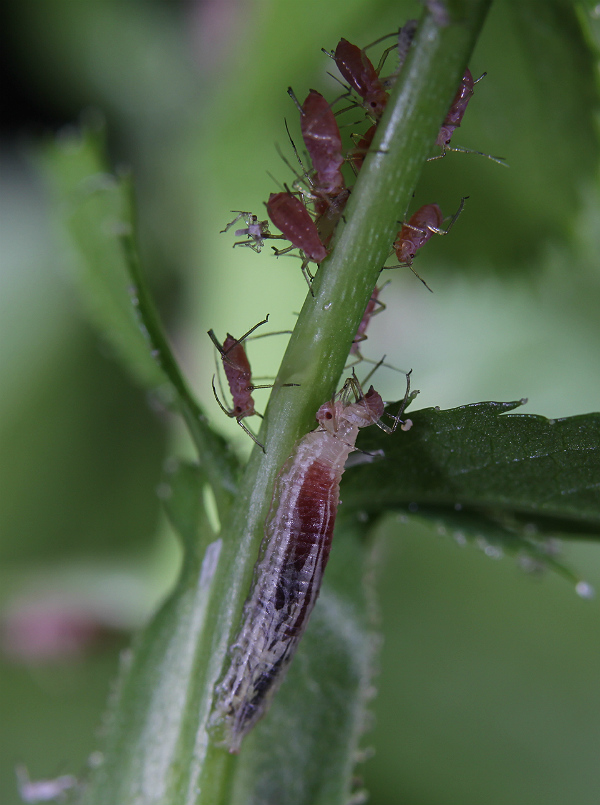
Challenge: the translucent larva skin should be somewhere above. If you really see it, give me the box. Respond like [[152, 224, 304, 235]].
[[267, 192, 328, 263], [221, 335, 255, 419], [394, 203, 443, 264], [334, 38, 389, 120], [301, 90, 345, 197], [210, 386, 385, 752], [436, 68, 474, 148]]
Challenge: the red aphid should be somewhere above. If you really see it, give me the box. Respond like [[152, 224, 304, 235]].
[[208, 318, 271, 450], [436, 68, 474, 149], [300, 90, 345, 197], [267, 192, 327, 263], [334, 38, 389, 120], [394, 204, 443, 265]]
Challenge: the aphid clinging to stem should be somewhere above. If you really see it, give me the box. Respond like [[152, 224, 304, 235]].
[[391, 197, 468, 291], [208, 316, 295, 452]]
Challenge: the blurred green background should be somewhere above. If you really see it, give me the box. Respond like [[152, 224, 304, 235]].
[[2, 0, 600, 803]]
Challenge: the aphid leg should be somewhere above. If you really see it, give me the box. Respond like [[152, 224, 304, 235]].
[[210, 371, 266, 453], [434, 195, 468, 236], [220, 211, 251, 234], [406, 264, 434, 294], [236, 418, 266, 453], [385, 370, 419, 433], [300, 258, 316, 296], [432, 145, 508, 167]]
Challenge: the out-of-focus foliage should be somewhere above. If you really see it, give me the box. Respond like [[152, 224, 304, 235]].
[[2, 0, 600, 804]]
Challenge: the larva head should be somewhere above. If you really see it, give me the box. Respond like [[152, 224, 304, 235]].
[[316, 400, 345, 434]]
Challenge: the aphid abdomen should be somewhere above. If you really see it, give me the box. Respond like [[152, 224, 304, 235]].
[[267, 192, 327, 263], [436, 68, 474, 147], [301, 90, 345, 197], [221, 335, 254, 418], [394, 203, 443, 264]]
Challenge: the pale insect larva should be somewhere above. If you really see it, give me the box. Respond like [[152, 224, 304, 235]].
[[209, 375, 413, 752]]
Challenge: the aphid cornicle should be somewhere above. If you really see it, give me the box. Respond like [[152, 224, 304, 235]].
[[209, 376, 413, 752]]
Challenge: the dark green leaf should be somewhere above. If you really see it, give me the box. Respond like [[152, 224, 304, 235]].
[[348, 401, 600, 529], [40, 125, 240, 511]]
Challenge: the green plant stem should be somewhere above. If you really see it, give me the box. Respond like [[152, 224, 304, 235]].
[[198, 0, 493, 797], [82, 3, 495, 803]]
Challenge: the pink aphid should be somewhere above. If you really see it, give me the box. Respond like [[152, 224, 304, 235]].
[[267, 192, 328, 264], [392, 198, 467, 290], [210, 376, 412, 751], [436, 68, 474, 150], [394, 204, 444, 266], [208, 317, 270, 450], [351, 286, 382, 356], [334, 38, 389, 120], [300, 90, 345, 198]]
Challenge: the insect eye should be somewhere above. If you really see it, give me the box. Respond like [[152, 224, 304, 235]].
[[324, 411, 333, 420]]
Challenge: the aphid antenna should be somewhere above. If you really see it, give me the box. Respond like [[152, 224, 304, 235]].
[[444, 195, 469, 232], [473, 71, 488, 85], [287, 86, 304, 115], [346, 349, 408, 374], [360, 355, 387, 386], [384, 257, 434, 293], [428, 146, 508, 167], [211, 373, 267, 453], [266, 170, 287, 192], [208, 316, 270, 361], [279, 126, 308, 176], [247, 328, 293, 341]]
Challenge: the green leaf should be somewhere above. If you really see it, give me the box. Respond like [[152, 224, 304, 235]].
[[84, 460, 224, 805], [41, 124, 165, 390], [347, 400, 600, 527], [40, 125, 239, 512]]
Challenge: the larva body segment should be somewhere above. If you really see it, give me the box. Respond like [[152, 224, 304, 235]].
[[210, 386, 385, 752]]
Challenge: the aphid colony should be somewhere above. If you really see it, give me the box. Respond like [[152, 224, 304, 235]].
[[220, 21, 500, 295], [208, 21, 503, 753]]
